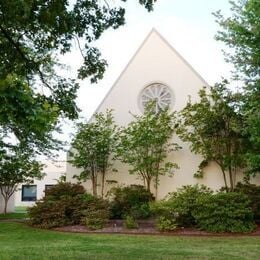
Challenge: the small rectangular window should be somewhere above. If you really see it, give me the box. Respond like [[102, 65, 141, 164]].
[[45, 185, 54, 191], [22, 185, 37, 201]]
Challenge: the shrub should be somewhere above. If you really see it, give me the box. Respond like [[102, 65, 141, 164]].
[[82, 195, 110, 230], [151, 185, 212, 227], [28, 193, 85, 228], [156, 216, 177, 232], [109, 185, 154, 219], [193, 192, 256, 233], [234, 182, 260, 220], [124, 215, 139, 229], [44, 182, 85, 199], [28, 182, 109, 229]]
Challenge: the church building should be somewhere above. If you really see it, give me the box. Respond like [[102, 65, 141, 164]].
[[66, 29, 260, 199]]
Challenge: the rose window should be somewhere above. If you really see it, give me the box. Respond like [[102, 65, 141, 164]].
[[139, 83, 173, 112]]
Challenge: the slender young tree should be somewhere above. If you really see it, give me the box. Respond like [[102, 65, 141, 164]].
[[0, 148, 43, 214], [69, 110, 118, 197], [178, 82, 247, 191], [214, 0, 260, 174], [117, 102, 180, 193]]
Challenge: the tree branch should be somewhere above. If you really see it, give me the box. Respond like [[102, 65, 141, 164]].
[[0, 24, 52, 90]]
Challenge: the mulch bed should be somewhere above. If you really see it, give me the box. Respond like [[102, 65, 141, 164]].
[[54, 220, 260, 237]]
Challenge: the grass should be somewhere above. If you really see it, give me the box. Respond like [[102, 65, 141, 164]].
[[15, 206, 28, 213], [0, 212, 27, 219], [0, 222, 260, 259], [0, 206, 28, 219]]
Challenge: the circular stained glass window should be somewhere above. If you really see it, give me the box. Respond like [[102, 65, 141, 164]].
[[139, 83, 173, 112]]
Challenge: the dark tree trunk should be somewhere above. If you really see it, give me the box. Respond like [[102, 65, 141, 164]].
[[101, 172, 105, 198], [155, 175, 158, 199], [146, 177, 151, 192], [228, 166, 234, 191], [220, 167, 229, 192], [91, 175, 97, 197], [4, 197, 8, 214]]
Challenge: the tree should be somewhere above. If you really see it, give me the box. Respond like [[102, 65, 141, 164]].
[[117, 102, 180, 194], [178, 82, 247, 191], [0, 0, 156, 155], [214, 0, 260, 174], [0, 76, 60, 154], [69, 110, 118, 197], [0, 0, 156, 211], [0, 147, 43, 214]]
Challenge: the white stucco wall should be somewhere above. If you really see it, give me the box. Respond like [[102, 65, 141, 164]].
[[66, 29, 260, 199]]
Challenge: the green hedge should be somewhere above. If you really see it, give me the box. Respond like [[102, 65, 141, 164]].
[[151, 185, 212, 227], [234, 182, 260, 220], [109, 185, 154, 219], [193, 192, 256, 233]]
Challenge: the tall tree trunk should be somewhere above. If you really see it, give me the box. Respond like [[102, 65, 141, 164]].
[[220, 167, 228, 192], [1, 186, 15, 214], [91, 175, 97, 197], [146, 177, 151, 192], [101, 172, 105, 198], [228, 166, 234, 191], [155, 175, 158, 200], [4, 196, 8, 214]]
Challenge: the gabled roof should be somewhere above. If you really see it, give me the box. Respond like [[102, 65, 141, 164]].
[[89, 28, 209, 121]]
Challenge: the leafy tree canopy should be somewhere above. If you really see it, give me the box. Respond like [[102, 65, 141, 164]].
[[69, 110, 118, 197], [0, 0, 156, 154], [214, 0, 260, 82], [214, 0, 260, 174], [178, 82, 247, 191], [117, 102, 181, 193]]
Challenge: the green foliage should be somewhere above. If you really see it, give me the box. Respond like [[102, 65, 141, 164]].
[[214, 0, 260, 81], [214, 0, 260, 174], [109, 185, 154, 219], [82, 194, 110, 230], [0, 76, 60, 153], [85, 216, 105, 230], [151, 185, 212, 227], [178, 83, 247, 191], [193, 192, 255, 233], [70, 110, 118, 197], [28, 194, 84, 228], [0, 0, 155, 157], [44, 182, 85, 199], [155, 216, 177, 232], [28, 182, 103, 228], [124, 215, 139, 229], [234, 182, 260, 220], [0, 0, 155, 215], [117, 102, 181, 192]]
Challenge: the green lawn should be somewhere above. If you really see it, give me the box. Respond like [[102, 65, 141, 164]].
[[15, 206, 28, 213], [0, 206, 28, 219], [0, 212, 27, 219], [0, 222, 260, 259]]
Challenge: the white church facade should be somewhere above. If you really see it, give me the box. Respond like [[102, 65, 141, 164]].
[[66, 29, 260, 199]]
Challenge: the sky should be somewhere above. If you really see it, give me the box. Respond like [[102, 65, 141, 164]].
[[62, 0, 233, 119], [52, 0, 234, 171]]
